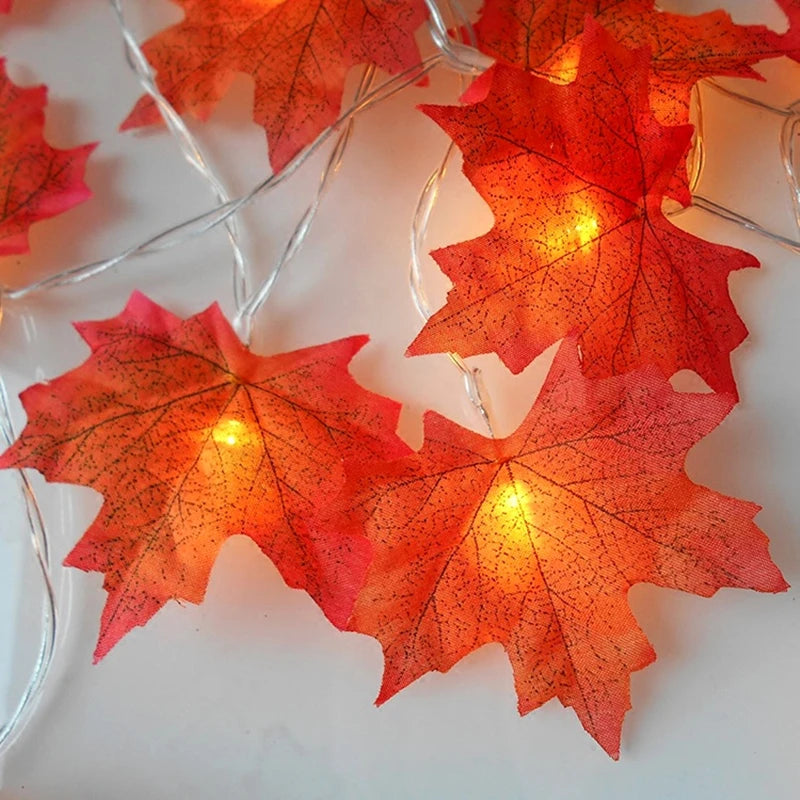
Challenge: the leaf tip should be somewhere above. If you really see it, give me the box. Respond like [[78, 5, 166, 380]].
[[345, 332, 370, 356], [374, 681, 395, 708], [0, 446, 15, 470], [92, 624, 118, 664]]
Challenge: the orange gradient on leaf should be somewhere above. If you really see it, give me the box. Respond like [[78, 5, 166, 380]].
[[121, 0, 428, 172], [493, 479, 539, 548], [0, 293, 409, 660], [474, 0, 779, 128], [545, 206, 600, 255], [413, 22, 757, 397], [211, 418, 249, 447], [344, 339, 786, 759]]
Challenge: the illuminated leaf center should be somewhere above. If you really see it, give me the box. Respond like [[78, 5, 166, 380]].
[[547, 208, 600, 255], [573, 215, 599, 246], [212, 418, 249, 447], [492, 479, 538, 551]]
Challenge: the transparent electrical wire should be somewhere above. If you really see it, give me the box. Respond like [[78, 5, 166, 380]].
[[687, 194, 800, 253], [1, 1, 795, 754], [0, 1, 253, 754], [682, 77, 800, 251], [234, 65, 378, 344], [0, 26, 472, 753], [407, 11, 800, 437], [1, 56, 444, 303], [781, 109, 800, 230], [0, 33, 442, 761], [411, 0, 495, 437], [1, 15, 794, 305], [233, 0, 488, 346], [109, 0, 250, 308], [424, 0, 489, 73], [418, 19, 800, 255], [0, 352, 57, 755]]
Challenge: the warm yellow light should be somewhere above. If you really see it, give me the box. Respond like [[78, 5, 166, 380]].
[[505, 491, 522, 510], [574, 216, 599, 246], [491, 479, 540, 561], [200, 417, 260, 479], [541, 47, 579, 86], [212, 418, 245, 447], [497, 480, 532, 516], [544, 203, 600, 256]]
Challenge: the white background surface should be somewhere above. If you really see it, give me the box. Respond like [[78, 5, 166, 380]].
[[0, 0, 799, 798]]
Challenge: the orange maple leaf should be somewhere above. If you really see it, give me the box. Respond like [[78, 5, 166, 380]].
[[408, 22, 757, 396], [474, 0, 778, 128], [0, 293, 409, 661], [343, 338, 787, 758], [121, 0, 428, 171], [0, 59, 96, 256]]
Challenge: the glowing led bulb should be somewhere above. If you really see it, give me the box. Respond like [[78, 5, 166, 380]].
[[545, 206, 600, 256], [497, 480, 531, 514], [574, 216, 599, 246], [212, 418, 244, 447], [492, 479, 540, 557], [505, 489, 523, 510], [543, 52, 579, 85]]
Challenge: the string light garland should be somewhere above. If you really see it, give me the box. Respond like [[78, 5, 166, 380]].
[[0, 0, 795, 764]]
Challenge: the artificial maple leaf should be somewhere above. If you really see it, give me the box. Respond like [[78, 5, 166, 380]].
[[474, 0, 778, 129], [120, 0, 428, 172], [343, 338, 786, 758], [0, 292, 409, 660], [0, 59, 96, 256], [408, 22, 757, 396]]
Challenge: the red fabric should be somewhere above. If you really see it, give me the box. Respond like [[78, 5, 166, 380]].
[[409, 22, 757, 397], [474, 0, 775, 128], [121, 0, 428, 171], [344, 339, 787, 758], [0, 59, 95, 255], [0, 293, 408, 660]]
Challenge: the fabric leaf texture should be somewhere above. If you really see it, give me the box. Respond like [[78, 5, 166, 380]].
[[0, 59, 96, 256], [409, 22, 758, 396], [121, 0, 428, 172], [474, 0, 778, 128], [0, 293, 409, 660], [344, 339, 787, 758]]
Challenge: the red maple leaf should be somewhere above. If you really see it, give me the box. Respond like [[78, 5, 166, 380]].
[[0, 293, 409, 661], [408, 22, 757, 396], [474, 0, 778, 128], [0, 59, 95, 256], [0, 2, 11, 14], [120, 0, 428, 172], [342, 338, 787, 758]]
